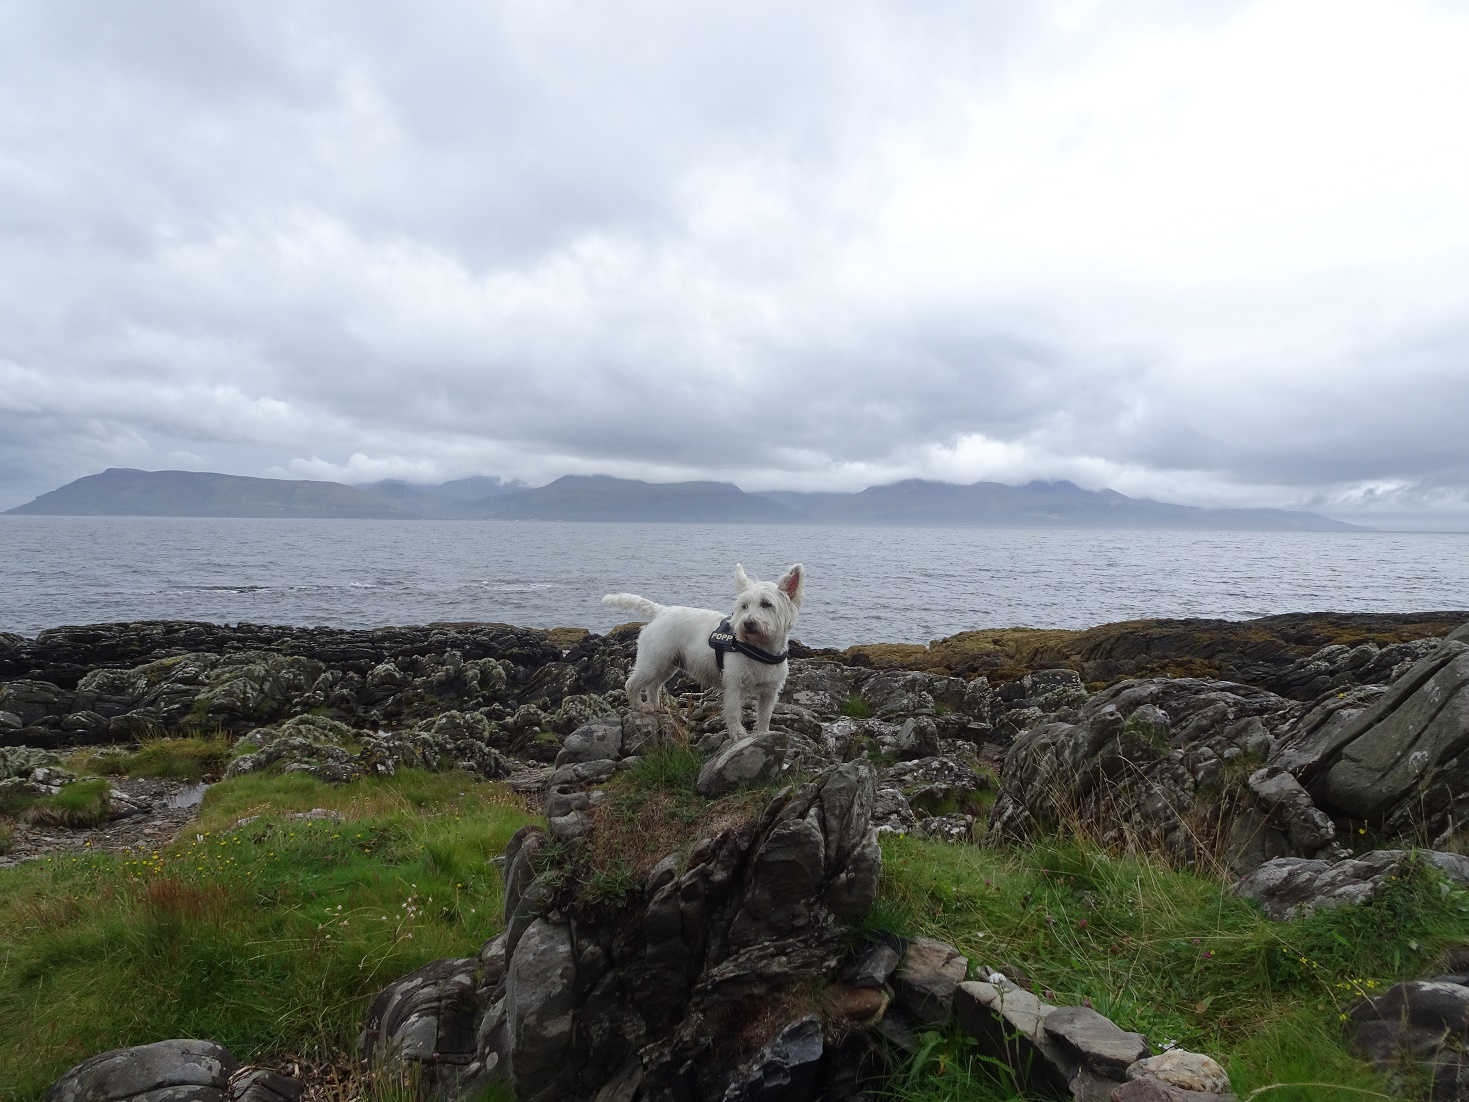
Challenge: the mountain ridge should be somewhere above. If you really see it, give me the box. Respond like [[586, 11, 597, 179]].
[[4, 467, 1365, 530]]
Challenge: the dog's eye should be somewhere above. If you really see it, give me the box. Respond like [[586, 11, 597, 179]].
[[760, 599, 772, 609]]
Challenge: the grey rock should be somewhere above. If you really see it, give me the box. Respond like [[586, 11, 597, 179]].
[[547, 758, 618, 788], [1235, 849, 1469, 919], [1125, 1051, 1231, 1094], [915, 812, 974, 842], [1246, 766, 1337, 854], [0, 744, 61, 780], [953, 979, 1071, 1093], [0, 679, 73, 726], [884, 755, 988, 816], [227, 1067, 306, 1102], [720, 1016, 823, 1102], [842, 936, 903, 989], [1044, 1005, 1151, 1077], [892, 937, 968, 1025], [47, 1038, 238, 1102], [505, 917, 577, 1102], [1025, 668, 1085, 697], [555, 718, 623, 766], [1346, 979, 1469, 1035], [697, 733, 786, 797], [501, 826, 546, 928], [728, 815, 827, 947], [227, 738, 360, 783], [74, 667, 150, 717], [359, 713, 512, 780], [193, 652, 326, 727], [1309, 642, 1469, 836], [871, 783, 920, 835], [359, 956, 484, 1089], [990, 677, 1302, 871], [861, 670, 940, 720]]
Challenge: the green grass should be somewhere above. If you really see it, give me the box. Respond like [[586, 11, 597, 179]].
[[623, 743, 705, 794], [0, 769, 536, 1101], [0, 819, 13, 855], [71, 735, 234, 782], [877, 1026, 1030, 1101], [21, 778, 112, 828], [842, 694, 873, 719], [875, 835, 1469, 1100]]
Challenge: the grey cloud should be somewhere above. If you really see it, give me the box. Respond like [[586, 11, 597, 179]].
[[2, 2, 1468, 521]]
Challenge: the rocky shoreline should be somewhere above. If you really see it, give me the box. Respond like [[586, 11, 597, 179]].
[[5, 610, 1469, 1100]]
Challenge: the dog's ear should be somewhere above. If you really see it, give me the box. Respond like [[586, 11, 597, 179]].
[[734, 563, 753, 592], [777, 563, 804, 608]]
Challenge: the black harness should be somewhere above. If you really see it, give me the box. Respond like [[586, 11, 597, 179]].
[[708, 616, 788, 672]]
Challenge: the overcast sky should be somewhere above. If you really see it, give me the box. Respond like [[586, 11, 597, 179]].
[[2, 1, 1468, 527]]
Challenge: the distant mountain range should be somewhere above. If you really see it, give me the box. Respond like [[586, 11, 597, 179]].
[[4, 467, 1363, 530]]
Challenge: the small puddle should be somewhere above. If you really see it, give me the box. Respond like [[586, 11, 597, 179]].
[[166, 783, 209, 810]]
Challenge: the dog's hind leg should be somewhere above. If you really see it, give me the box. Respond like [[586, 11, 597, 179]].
[[624, 668, 659, 713]]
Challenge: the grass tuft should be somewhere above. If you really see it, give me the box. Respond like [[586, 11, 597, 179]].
[[21, 778, 112, 828], [72, 735, 234, 781], [842, 694, 873, 719]]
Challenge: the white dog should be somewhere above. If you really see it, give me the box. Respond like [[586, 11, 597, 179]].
[[603, 563, 805, 738]]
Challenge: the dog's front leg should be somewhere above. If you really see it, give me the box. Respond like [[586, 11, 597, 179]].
[[723, 684, 747, 740], [754, 685, 778, 733]]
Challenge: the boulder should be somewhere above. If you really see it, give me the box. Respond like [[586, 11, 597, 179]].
[[891, 938, 969, 1025], [1125, 1051, 1232, 1094], [555, 717, 624, 766], [0, 744, 61, 780], [359, 956, 487, 1092], [226, 715, 363, 782], [46, 1038, 238, 1102], [697, 734, 787, 797]]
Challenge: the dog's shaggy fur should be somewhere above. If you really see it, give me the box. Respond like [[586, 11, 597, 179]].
[[603, 563, 805, 738]]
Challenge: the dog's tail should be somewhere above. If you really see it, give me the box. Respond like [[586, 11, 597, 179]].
[[602, 593, 663, 620]]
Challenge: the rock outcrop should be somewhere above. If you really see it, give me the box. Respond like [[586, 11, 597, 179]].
[[988, 676, 1311, 872], [361, 753, 884, 1101], [1273, 640, 1469, 843]]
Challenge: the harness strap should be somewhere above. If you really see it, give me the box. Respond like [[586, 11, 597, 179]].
[[708, 616, 787, 672]]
